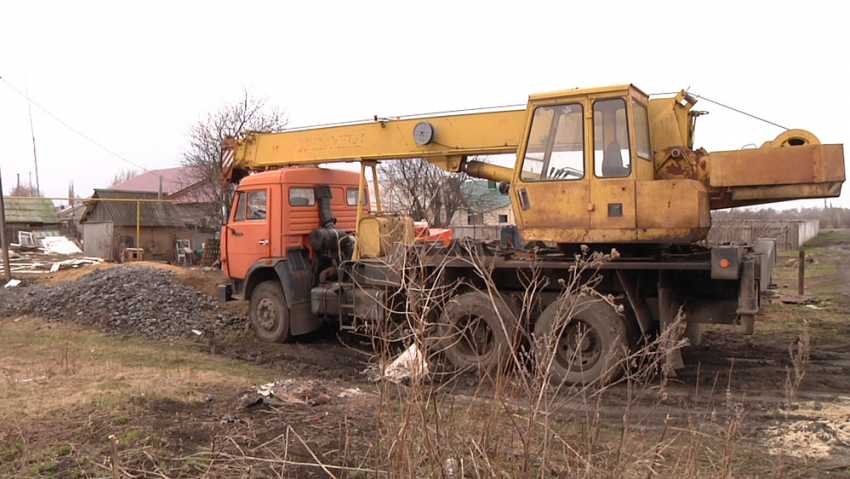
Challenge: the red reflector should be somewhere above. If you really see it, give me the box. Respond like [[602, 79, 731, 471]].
[[265, 259, 272, 265], [719, 259, 730, 268]]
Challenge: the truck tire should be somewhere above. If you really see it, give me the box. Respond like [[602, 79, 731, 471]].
[[438, 291, 517, 372], [533, 295, 627, 385], [250, 281, 292, 343]]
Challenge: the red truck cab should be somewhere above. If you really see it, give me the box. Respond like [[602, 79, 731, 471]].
[[219, 167, 368, 341]]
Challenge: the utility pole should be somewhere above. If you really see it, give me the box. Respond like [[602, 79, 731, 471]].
[[26, 79, 40, 195], [0, 166, 12, 283]]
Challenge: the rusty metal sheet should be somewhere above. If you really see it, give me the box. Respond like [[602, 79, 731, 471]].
[[709, 144, 844, 188], [636, 179, 709, 230]]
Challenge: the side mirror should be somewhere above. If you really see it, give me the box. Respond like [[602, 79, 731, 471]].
[[498, 181, 510, 195], [221, 203, 230, 225]]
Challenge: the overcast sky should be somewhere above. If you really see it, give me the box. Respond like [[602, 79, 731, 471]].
[[1, 0, 847, 209]]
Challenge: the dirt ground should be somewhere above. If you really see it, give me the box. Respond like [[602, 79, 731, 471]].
[[2, 233, 850, 478]]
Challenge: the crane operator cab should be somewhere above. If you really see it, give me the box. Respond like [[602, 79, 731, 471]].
[[511, 85, 710, 246]]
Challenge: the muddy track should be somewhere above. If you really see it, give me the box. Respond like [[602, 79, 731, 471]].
[[214, 327, 372, 382]]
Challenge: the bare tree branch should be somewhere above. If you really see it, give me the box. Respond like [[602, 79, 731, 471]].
[[180, 87, 288, 229], [378, 158, 467, 227]]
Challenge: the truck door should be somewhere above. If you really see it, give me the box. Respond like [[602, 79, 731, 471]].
[[589, 98, 636, 230], [514, 103, 590, 229], [225, 188, 271, 280]]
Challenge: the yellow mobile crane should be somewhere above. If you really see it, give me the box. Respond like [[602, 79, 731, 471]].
[[219, 84, 844, 384]]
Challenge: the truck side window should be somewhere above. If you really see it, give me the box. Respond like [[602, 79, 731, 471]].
[[289, 187, 316, 206], [594, 98, 632, 178], [246, 190, 267, 220], [233, 192, 246, 222], [346, 188, 368, 206], [520, 104, 584, 181], [633, 100, 652, 161]]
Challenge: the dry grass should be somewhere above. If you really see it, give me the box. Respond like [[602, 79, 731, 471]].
[[3, 238, 848, 477]]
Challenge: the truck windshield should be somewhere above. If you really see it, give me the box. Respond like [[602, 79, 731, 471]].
[[520, 104, 584, 181]]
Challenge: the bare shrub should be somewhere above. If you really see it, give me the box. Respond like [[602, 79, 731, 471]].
[[350, 240, 743, 478], [784, 322, 811, 405]]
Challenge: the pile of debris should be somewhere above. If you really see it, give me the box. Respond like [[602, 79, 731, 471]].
[[2, 232, 102, 274], [0, 266, 245, 339]]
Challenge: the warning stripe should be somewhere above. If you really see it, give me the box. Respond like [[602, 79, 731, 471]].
[[221, 149, 234, 168]]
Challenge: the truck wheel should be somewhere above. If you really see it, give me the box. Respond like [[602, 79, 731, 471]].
[[533, 295, 627, 385], [250, 281, 292, 343], [438, 291, 517, 372]]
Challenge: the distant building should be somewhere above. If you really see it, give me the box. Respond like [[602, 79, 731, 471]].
[[110, 166, 209, 201], [111, 166, 219, 232], [2, 197, 60, 245], [79, 189, 192, 262], [450, 180, 514, 226], [56, 203, 87, 241]]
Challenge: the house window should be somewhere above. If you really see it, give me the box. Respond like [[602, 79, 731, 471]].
[[498, 214, 508, 224], [467, 213, 478, 226]]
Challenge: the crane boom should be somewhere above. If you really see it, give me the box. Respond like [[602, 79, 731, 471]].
[[222, 109, 526, 184]]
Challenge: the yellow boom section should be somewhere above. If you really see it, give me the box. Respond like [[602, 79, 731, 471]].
[[224, 110, 526, 182]]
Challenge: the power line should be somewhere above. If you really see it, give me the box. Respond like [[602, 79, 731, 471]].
[[1, 76, 158, 176], [282, 104, 526, 132], [650, 90, 788, 130]]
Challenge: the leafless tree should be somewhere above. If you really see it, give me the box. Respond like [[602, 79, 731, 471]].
[[9, 182, 42, 197], [109, 169, 138, 187], [180, 87, 288, 228], [378, 158, 468, 227]]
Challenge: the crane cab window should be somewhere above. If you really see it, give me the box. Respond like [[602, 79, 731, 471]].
[[346, 188, 368, 206], [520, 104, 584, 181], [289, 187, 316, 206], [633, 100, 652, 160], [593, 98, 631, 178], [232, 190, 268, 221]]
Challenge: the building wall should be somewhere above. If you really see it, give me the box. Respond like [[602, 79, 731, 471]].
[[707, 219, 820, 250], [83, 223, 200, 262], [113, 226, 179, 262], [450, 205, 515, 227]]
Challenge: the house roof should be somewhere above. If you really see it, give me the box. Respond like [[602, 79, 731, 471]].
[[80, 190, 185, 227], [2, 197, 59, 224], [56, 203, 87, 224], [460, 180, 512, 212], [111, 166, 212, 202]]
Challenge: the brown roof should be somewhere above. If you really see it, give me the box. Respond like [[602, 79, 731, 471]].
[[80, 190, 185, 227]]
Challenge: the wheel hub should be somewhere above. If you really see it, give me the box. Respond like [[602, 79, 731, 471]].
[[557, 320, 602, 370], [455, 314, 494, 359], [256, 298, 278, 331]]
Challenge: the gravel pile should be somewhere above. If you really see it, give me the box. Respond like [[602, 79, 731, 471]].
[[0, 267, 246, 339]]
